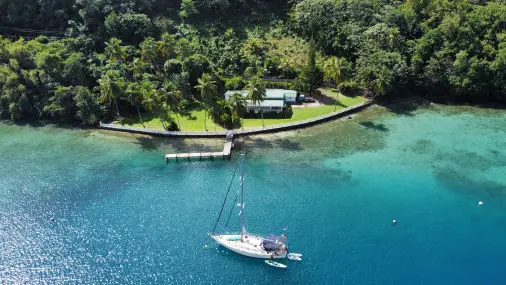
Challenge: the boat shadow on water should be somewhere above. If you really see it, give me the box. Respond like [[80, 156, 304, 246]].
[[211, 246, 292, 273]]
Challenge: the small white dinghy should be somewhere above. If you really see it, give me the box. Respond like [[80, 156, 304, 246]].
[[287, 253, 302, 261], [265, 260, 287, 268]]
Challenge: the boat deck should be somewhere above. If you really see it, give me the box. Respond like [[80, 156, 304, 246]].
[[210, 234, 287, 259]]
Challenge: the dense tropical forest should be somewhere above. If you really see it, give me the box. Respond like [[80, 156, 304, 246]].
[[0, 0, 505, 128]]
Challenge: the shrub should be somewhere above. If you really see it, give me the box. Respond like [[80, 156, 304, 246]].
[[224, 76, 245, 90]]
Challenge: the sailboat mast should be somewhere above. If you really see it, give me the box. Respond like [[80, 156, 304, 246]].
[[240, 154, 245, 238]]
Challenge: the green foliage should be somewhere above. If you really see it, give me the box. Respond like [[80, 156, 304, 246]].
[[224, 76, 246, 90], [73, 86, 101, 125], [179, 0, 291, 25], [295, 46, 324, 94], [241, 35, 313, 79], [246, 76, 267, 127], [228, 92, 247, 128], [290, 0, 340, 53], [194, 73, 218, 130], [1, 0, 506, 129], [323, 57, 352, 87], [355, 50, 408, 96], [263, 81, 294, 90], [105, 12, 154, 44], [183, 54, 211, 87], [44, 86, 77, 120]]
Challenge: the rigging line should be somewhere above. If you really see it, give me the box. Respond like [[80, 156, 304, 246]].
[[224, 192, 238, 228], [212, 160, 240, 234]]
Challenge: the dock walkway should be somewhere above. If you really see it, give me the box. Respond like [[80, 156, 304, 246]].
[[165, 133, 234, 161]]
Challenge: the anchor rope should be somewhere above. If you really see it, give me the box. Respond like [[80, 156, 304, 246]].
[[212, 160, 240, 234]]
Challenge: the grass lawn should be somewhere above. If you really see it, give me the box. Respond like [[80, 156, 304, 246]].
[[116, 89, 366, 131], [319, 87, 366, 106], [118, 108, 225, 132], [241, 90, 366, 129]]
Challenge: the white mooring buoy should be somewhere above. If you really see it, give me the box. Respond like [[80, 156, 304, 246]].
[[478, 201, 484, 206]]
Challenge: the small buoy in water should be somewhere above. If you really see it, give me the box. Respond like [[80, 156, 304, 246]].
[[204, 244, 208, 248], [50, 217, 55, 222], [392, 219, 397, 225], [478, 201, 483, 206]]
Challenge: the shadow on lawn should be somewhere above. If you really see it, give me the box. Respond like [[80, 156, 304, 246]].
[[317, 88, 362, 108]]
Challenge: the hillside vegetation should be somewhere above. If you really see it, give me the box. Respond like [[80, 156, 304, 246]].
[[0, 0, 505, 128]]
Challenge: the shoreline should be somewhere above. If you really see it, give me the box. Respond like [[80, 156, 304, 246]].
[[97, 101, 373, 138], [2, 96, 503, 142]]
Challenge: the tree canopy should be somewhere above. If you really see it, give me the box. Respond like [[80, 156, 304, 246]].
[[0, 0, 505, 128]]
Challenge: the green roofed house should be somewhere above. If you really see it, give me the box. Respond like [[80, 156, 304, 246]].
[[224, 89, 297, 114]]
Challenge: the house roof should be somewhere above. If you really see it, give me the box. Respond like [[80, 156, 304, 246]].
[[246, 100, 285, 108], [225, 89, 297, 99], [225, 90, 249, 97]]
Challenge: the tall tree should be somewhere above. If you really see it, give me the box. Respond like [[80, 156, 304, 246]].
[[228, 92, 247, 129], [323, 56, 350, 89], [295, 45, 323, 95], [98, 70, 125, 121], [291, 0, 339, 53], [142, 83, 169, 130], [371, 67, 392, 97], [166, 88, 183, 131], [246, 77, 266, 127], [104, 38, 126, 62], [125, 82, 145, 128], [194, 74, 217, 131]]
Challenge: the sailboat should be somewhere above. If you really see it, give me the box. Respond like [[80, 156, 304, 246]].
[[209, 154, 289, 259]]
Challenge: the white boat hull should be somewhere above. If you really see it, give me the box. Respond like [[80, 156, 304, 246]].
[[210, 234, 287, 259]]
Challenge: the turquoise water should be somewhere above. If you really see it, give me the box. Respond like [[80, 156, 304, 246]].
[[1, 104, 506, 284]]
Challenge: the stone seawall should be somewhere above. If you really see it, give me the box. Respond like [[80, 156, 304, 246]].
[[98, 101, 373, 138]]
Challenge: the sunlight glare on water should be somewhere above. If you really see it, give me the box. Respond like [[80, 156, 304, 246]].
[[1, 104, 506, 284]]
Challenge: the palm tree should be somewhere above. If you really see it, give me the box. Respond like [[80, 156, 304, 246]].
[[125, 82, 145, 128], [228, 92, 246, 129], [131, 58, 148, 80], [323, 56, 343, 88], [246, 77, 266, 127], [141, 81, 169, 130], [166, 89, 182, 131], [140, 37, 157, 65], [98, 70, 125, 122], [371, 67, 392, 97], [194, 74, 217, 131], [157, 33, 176, 59], [104, 38, 125, 62]]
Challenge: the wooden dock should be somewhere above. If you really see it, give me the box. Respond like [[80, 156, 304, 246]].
[[165, 133, 234, 162]]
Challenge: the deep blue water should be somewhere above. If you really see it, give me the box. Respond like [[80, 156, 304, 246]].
[[1, 104, 506, 284]]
